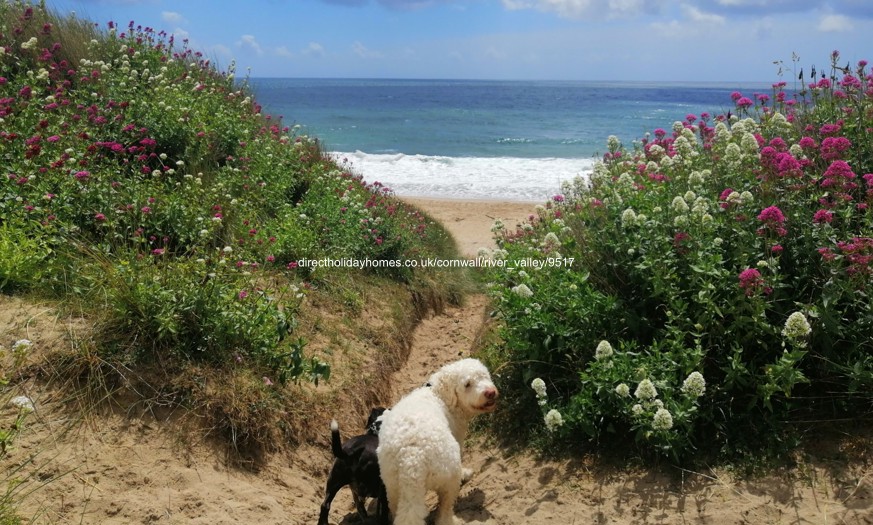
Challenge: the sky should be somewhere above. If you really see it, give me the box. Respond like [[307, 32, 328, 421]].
[[51, 0, 872, 82]]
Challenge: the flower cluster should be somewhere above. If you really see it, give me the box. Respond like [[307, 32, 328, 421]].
[[488, 50, 873, 458]]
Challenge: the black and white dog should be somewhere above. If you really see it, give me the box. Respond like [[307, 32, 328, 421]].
[[318, 407, 389, 525]]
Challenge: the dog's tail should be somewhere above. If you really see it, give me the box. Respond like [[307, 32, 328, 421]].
[[330, 420, 346, 459]]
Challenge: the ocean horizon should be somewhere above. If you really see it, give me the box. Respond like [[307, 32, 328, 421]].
[[250, 78, 774, 201]]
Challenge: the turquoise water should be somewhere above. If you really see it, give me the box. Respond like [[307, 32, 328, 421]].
[[250, 78, 770, 200]]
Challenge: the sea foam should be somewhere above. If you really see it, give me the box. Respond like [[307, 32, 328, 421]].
[[334, 151, 595, 202]]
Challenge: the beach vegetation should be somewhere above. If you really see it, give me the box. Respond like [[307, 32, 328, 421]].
[[0, 0, 461, 459], [485, 51, 873, 460]]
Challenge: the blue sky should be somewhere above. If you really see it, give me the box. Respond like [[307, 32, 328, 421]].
[[53, 0, 872, 81]]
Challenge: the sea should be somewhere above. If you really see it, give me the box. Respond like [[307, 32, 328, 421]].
[[249, 79, 771, 202]]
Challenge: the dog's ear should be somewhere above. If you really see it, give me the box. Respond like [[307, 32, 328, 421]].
[[428, 369, 459, 409]]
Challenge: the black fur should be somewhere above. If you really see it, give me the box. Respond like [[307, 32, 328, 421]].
[[318, 407, 389, 525]]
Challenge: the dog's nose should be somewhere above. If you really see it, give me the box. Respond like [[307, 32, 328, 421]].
[[484, 387, 498, 400]]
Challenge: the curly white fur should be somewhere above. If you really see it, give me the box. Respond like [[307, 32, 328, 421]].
[[377, 358, 498, 525]]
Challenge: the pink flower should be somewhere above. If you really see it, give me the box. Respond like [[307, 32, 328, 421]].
[[151, 248, 164, 256], [813, 209, 834, 224], [74, 170, 90, 181], [141, 206, 152, 214], [287, 261, 298, 269], [238, 290, 248, 300], [738, 268, 765, 296], [820, 137, 852, 160], [771, 244, 784, 254], [757, 206, 786, 236], [736, 97, 754, 108], [94, 213, 106, 221], [47, 135, 60, 143]]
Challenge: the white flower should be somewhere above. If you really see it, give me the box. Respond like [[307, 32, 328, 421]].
[[782, 312, 812, 345], [634, 379, 658, 401], [681, 371, 706, 398], [544, 232, 561, 247], [631, 404, 643, 416], [607, 135, 621, 151], [12, 339, 32, 352], [615, 383, 630, 397], [530, 378, 547, 399], [595, 340, 613, 361], [544, 409, 564, 432], [621, 208, 637, 228], [222, 246, 233, 254], [10, 396, 34, 413], [671, 196, 689, 214], [21, 37, 39, 50], [652, 408, 673, 430], [511, 284, 533, 298]]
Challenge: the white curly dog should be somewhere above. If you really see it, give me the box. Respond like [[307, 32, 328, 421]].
[[377, 358, 498, 525]]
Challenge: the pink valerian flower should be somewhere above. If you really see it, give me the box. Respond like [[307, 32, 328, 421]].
[[74, 170, 90, 181], [151, 248, 165, 256], [738, 268, 767, 296], [798, 136, 817, 150], [757, 206, 788, 237], [820, 137, 852, 161], [821, 160, 857, 191], [238, 290, 249, 300], [736, 97, 754, 109], [94, 213, 106, 222], [771, 244, 784, 255], [141, 206, 152, 214], [813, 209, 834, 224], [824, 238, 873, 279]]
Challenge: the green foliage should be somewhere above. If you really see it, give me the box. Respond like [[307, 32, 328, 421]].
[[487, 52, 873, 459], [0, 1, 456, 387]]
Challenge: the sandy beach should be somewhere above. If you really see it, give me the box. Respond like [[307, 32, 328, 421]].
[[402, 197, 538, 256]]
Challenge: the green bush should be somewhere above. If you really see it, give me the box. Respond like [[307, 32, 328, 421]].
[[487, 52, 873, 459]]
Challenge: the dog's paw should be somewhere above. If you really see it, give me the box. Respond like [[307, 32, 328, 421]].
[[461, 467, 474, 484]]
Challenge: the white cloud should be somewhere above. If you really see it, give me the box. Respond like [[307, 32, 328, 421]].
[[237, 35, 264, 56], [352, 41, 383, 59], [303, 42, 326, 57], [818, 14, 854, 32], [682, 5, 725, 25], [275, 46, 294, 58], [161, 11, 187, 25], [650, 19, 684, 37], [500, 0, 650, 19]]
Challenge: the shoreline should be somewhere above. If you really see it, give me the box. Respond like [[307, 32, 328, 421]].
[[401, 196, 539, 257]]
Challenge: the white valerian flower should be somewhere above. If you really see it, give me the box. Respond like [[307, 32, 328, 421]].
[[21, 37, 39, 50], [544, 409, 564, 432], [10, 396, 35, 413], [607, 135, 621, 151], [652, 408, 673, 430], [631, 404, 644, 416], [531, 378, 547, 406], [782, 312, 812, 346], [222, 246, 233, 254], [671, 196, 689, 214], [544, 232, 561, 247], [621, 208, 637, 228], [615, 383, 630, 397], [634, 379, 658, 400], [511, 284, 533, 298], [681, 371, 706, 398], [595, 340, 614, 361], [12, 339, 32, 352]]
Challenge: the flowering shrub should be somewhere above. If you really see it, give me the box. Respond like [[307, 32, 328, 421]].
[[0, 3, 452, 384], [487, 52, 872, 458]]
